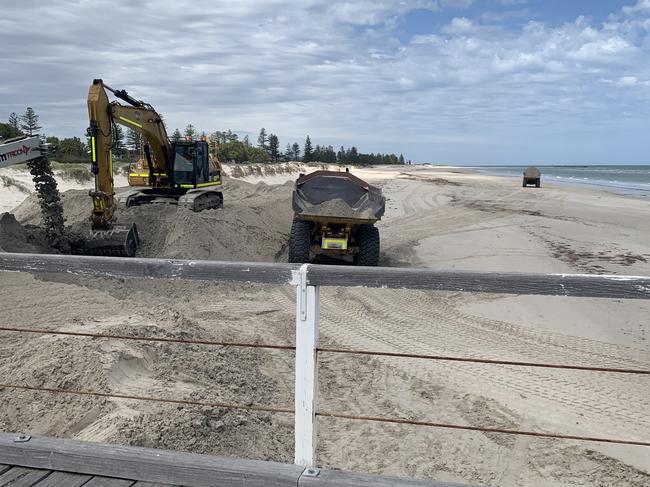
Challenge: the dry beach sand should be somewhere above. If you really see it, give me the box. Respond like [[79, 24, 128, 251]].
[[0, 164, 648, 486]]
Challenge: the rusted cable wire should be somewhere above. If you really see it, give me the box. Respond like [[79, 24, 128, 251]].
[[0, 326, 295, 351], [0, 383, 294, 415], [3, 328, 648, 448], [3, 327, 647, 376], [317, 411, 650, 447], [317, 347, 650, 375], [2, 383, 648, 448]]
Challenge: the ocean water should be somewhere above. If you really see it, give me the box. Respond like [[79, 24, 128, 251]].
[[475, 165, 650, 198]]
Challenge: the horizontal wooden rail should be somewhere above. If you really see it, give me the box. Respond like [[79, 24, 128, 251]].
[[306, 265, 650, 299], [0, 433, 473, 487], [2, 252, 650, 299], [0, 252, 300, 285]]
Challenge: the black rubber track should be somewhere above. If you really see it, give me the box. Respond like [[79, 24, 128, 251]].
[[288, 219, 311, 263], [355, 224, 380, 266]]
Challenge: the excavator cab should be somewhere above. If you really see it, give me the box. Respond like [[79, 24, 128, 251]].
[[172, 140, 219, 188]]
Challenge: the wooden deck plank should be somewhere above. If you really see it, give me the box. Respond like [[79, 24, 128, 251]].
[[34, 471, 91, 487], [132, 482, 177, 486], [83, 477, 134, 487], [0, 433, 302, 487], [0, 466, 50, 486], [0, 467, 10, 476]]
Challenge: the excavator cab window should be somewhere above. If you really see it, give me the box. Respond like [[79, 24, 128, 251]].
[[173, 143, 195, 185], [195, 142, 210, 184], [173, 141, 211, 187]]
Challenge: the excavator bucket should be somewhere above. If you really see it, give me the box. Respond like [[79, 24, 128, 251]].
[[71, 223, 139, 257]]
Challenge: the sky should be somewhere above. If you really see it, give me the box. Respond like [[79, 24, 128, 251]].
[[2, 0, 650, 165]]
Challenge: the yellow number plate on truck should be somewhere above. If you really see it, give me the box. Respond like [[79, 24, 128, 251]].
[[322, 238, 348, 250]]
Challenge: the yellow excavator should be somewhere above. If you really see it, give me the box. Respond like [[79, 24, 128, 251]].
[[82, 79, 223, 256]]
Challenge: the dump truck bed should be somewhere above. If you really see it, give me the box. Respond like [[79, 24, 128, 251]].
[[292, 170, 385, 223]]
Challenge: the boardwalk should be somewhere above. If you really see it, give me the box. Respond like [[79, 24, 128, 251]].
[[0, 465, 170, 487]]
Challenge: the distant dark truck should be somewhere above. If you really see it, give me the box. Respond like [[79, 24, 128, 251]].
[[289, 170, 386, 266], [523, 166, 541, 188]]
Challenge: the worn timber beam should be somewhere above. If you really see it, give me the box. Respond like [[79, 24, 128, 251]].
[[306, 264, 650, 299], [0, 433, 301, 487], [0, 434, 483, 487], [1, 252, 650, 299], [0, 252, 299, 285]]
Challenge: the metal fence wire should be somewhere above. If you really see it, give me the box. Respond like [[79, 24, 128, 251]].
[[0, 252, 649, 468]]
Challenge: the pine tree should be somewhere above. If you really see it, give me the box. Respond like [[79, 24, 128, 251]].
[[337, 146, 346, 164], [303, 135, 313, 162], [349, 146, 359, 164], [171, 128, 182, 142], [8, 113, 20, 131], [268, 134, 280, 162], [284, 143, 293, 161], [184, 124, 196, 139], [226, 129, 238, 142], [399, 153, 405, 164], [112, 125, 126, 157], [126, 129, 142, 152], [257, 128, 268, 152], [20, 107, 41, 135], [292, 142, 300, 161], [243, 135, 251, 147]]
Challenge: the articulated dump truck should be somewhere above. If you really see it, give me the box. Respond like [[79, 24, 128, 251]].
[[289, 170, 385, 266]]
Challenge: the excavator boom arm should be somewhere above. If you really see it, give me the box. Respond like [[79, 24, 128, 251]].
[[87, 79, 173, 230], [110, 104, 173, 178]]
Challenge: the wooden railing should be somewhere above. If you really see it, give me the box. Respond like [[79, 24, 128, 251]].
[[1, 252, 649, 483]]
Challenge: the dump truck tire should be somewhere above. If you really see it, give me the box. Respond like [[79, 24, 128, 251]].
[[356, 224, 380, 266], [289, 219, 311, 263]]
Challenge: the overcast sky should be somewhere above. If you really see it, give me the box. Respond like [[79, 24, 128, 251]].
[[2, 0, 650, 164]]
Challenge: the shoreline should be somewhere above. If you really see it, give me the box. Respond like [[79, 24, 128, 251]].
[[464, 165, 650, 200]]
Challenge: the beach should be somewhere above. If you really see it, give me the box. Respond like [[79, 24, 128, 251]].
[[0, 164, 648, 486]]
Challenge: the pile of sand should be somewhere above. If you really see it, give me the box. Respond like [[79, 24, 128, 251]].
[[10, 177, 295, 262], [0, 213, 49, 253], [223, 162, 330, 179], [0, 273, 294, 462], [301, 198, 377, 220]]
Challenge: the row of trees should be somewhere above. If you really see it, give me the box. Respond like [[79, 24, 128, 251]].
[[164, 125, 409, 166], [2, 108, 410, 166], [1, 109, 91, 163], [0, 107, 42, 139]]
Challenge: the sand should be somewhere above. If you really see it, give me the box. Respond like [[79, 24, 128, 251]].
[[299, 197, 378, 220], [0, 164, 649, 486]]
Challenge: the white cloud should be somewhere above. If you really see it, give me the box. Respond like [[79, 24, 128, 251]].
[[622, 0, 650, 15], [443, 17, 475, 34], [1, 0, 650, 163]]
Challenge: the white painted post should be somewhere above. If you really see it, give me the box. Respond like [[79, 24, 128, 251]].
[[294, 264, 320, 467]]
